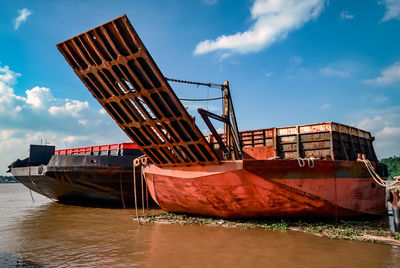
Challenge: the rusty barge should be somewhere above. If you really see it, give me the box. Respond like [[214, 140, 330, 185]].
[[56, 15, 387, 218], [144, 123, 387, 217], [9, 143, 152, 207]]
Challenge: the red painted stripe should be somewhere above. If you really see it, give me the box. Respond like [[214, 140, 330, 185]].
[[54, 142, 139, 155]]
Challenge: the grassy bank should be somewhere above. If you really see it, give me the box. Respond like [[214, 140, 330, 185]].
[[140, 213, 400, 246]]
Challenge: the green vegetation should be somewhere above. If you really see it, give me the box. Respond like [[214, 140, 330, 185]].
[[395, 233, 400, 240], [141, 213, 400, 246], [0, 175, 18, 183], [380, 156, 400, 178]]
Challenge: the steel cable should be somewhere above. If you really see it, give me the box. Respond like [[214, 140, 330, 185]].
[[180, 97, 224, 102]]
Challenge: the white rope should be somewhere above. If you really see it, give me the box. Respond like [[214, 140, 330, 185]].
[[141, 166, 145, 216], [133, 158, 142, 225], [307, 157, 315, 168], [133, 155, 149, 224], [297, 158, 305, 167], [388, 180, 400, 192], [360, 159, 400, 191], [360, 159, 387, 187], [297, 157, 317, 168], [359, 159, 400, 211], [140, 157, 149, 215]]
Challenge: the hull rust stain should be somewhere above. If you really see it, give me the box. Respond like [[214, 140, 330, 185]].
[[144, 160, 385, 218]]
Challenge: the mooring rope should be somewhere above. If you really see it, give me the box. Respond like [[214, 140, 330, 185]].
[[29, 189, 35, 202], [28, 166, 57, 202], [141, 167, 145, 216], [133, 158, 142, 225], [360, 159, 387, 187], [119, 173, 126, 209], [133, 155, 149, 224], [307, 157, 315, 168], [360, 159, 400, 193], [297, 158, 305, 167], [140, 156, 149, 215], [296, 157, 316, 168], [145, 175, 149, 214]]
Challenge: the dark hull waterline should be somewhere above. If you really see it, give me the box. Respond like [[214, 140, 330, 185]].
[[11, 154, 155, 207]]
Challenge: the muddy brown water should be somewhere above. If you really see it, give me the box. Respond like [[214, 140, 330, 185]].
[[1, 184, 400, 268]]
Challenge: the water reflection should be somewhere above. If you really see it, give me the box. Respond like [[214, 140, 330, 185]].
[[10, 202, 152, 267], [146, 223, 399, 268], [0, 252, 43, 268], [1, 184, 399, 267]]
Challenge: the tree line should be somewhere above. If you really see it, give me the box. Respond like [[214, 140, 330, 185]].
[[380, 156, 400, 178], [0, 176, 18, 183]]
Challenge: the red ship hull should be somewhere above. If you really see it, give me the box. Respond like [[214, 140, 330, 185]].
[[144, 159, 386, 218]]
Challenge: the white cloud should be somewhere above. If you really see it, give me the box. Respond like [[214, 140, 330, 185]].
[[61, 135, 90, 144], [284, 56, 303, 73], [318, 62, 357, 78], [290, 56, 303, 67], [0, 64, 129, 175], [219, 53, 232, 61], [351, 106, 400, 158], [78, 119, 88, 126], [283, 56, 316, 80], [380, 0, 400, 22], [184, 102, 219, 113], [0, 66, 20, 84], [202, 0, 218, 5], [1, 130, 15, 140], [373, 95, 389, 102], [374, 126, 400, 148], [14, 8, 32, 30], [340, 10, 354, 19], [356, 115, 385, 132], [26, 86, 54, 109], [48, 99, 89, 117], [194, 0, 326, 56], [320, 104, 330, 109], [319, 67, 349, 78], [363, 61, 400, 86], [265, 72, 273, 77], [0, 66, 21, 110], [360, 94, 389, 103], [202, 127, 224, 135]]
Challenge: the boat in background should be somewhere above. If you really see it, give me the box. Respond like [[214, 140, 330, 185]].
[[9, 143, 154, 207], [56, 15, 388, 218]]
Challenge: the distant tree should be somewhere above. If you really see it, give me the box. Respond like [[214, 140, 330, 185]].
[[0, 175, 18, 183], [380, 156, 400, 178]]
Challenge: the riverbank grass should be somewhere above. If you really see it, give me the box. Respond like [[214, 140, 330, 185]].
[[141, 213, 400, 246]]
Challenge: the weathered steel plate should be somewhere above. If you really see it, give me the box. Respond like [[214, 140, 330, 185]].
[[57, 15, 219, 166]]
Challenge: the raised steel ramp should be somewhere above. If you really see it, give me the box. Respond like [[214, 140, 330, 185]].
[[57, 15, 219, 166]]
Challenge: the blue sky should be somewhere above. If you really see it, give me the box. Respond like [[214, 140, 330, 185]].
[[1, 0, 400, 174]]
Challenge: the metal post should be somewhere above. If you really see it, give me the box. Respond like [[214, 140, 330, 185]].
[[222, 81, 231, 158], [391, 190, 400, 232], [394, 207, 400, 232]]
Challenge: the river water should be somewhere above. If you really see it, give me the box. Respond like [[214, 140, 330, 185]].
[[1, 183, 400, 267]]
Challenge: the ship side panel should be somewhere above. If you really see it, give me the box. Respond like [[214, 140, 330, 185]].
[[144, 160, 386, 218]]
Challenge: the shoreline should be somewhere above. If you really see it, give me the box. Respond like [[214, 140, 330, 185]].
[[141, 213, 400, 246]]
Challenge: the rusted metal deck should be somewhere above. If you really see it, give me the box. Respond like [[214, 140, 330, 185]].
[[208, 122, 378, 161], [57, 15, 219, 167]]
